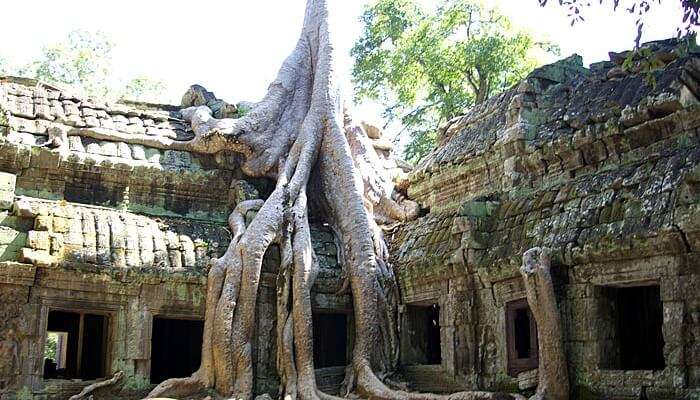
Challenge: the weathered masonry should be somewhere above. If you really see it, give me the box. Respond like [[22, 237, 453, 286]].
[[390, 38, 700, 399], [0, 37, 699, 399], [0, 78, 353, 399]]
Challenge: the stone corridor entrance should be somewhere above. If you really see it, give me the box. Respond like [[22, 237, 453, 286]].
[[312, 313, 348, 368], [506, 299, 538, 376], [598, 284, 665, 371], [402, 304, 441, 366], [150, 317, 204, 384], [43, 310, 108, 380]]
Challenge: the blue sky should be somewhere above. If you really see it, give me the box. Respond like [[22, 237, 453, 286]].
[[0, 0, 690, 135]]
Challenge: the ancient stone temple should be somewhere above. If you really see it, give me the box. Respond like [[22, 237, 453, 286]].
[[0, 38, 698, 399]]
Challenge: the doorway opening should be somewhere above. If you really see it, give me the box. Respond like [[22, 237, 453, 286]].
[[402, 304, 441, 365], [43, 310, 108, 380], [598, 285, 665, 370], [150, 317, 204, 384], [312, 313, 348, 368], [506, 299, 538, 376]]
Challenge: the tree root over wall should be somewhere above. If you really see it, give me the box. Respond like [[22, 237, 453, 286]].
[[144, 1, 569, 399]]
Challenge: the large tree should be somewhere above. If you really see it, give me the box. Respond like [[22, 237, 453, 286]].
[[21, 30, 115, 99], [18, 30, 168, 102], [125, 1, 570, 400], [352, 0, 548, 163], [0, 56, 8, 75]]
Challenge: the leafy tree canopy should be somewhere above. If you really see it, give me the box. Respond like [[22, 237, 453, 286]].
[[0, 56, 8, 75], [352, 0, 554, 164], [21, 30, 114, 98], [122, 76, 169, 104], [7, 30, 168, 103]]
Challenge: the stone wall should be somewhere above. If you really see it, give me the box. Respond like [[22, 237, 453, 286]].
[[0, 77, 347, 399], [391, 39, 700, 399]]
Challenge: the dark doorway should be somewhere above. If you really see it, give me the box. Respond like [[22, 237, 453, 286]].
[[599, 285, 665, 370], [402, 304, 441, 365], [312, 313, 348, 368], [506, 299, 538, 376], [150, 317, 204, 384], [43, 310, 108, 380]]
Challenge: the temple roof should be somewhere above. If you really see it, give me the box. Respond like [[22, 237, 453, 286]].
[[391, 38, 700, 282]]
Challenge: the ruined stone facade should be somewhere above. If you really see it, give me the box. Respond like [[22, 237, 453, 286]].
[[0, 38, 698, 400], [0, 77, 351, 399], [390, 39, 700, 399]]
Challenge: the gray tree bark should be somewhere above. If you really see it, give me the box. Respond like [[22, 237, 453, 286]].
[[520, 248, 570, 400], [146, 1, 565, 399], [69, 370, 125, 400]]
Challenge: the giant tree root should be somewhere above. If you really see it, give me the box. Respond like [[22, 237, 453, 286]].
[[68, 370, 125, 400], [145, 0, 569, 399], [519, 248, 569, 400]]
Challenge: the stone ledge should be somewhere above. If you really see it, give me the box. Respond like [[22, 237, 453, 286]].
[[0, 261, 36, 286]]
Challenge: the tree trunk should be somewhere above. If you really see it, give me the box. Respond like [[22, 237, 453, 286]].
[[145, 1, 563, 399], [520, 248, 570, 400]]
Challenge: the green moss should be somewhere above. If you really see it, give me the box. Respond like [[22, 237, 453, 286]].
[[15, 386, 34, 400], [460, 201, 499, 217], [236, 103, 252, 117], [624, 199, 644, 219], [122, 374, 150, 391], [489, 373, 519, 393], [573, 385, 600, 400], [126, 202, 227, 223], [14, 187, 63, 202]]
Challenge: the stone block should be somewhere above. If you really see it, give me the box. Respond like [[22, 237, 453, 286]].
[[33, 215, 52, 231], [101, 142, 118, 157], [63, 243, 84, 262], [30, 148, 61, 169], [180, 235, 196, 268], [112, 248, 126, 268], [662, 301, 685, 344], [118, 142, 132, 159], [49, 233, 64, 255], [27, 230, 50, 250], [459, 201, 499, 218], [0, 172, 17, 192], [131, 145, 146, 160], [20, 247, 52, 265], [0, 213, 32, 231], [68, 136, 85, 152], [0, 190, 13, 210], [52, 216, 69, 233], [86, 142, 101, 154]]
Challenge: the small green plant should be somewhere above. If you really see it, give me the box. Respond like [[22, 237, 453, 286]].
[[490, 373, 519, 393], [15, 386, 34, 400], [236, 103, 252, 117], [122, 374, 150, 391], [44, 333, 58, 361]]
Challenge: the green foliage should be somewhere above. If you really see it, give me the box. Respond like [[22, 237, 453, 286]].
[[15, 386, 34, 400], [573, 385, 600, 400], [489, 372, 519, 393], [44, 333, 58, 361], [21, 30, 114, 98], [122, 374, 150, 391], [122, 76, 168, 103], [236, 103, 252, 117], [17, 30, 167, 103], [0, 56, 8, 75], [352, 0, 551, 164]]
